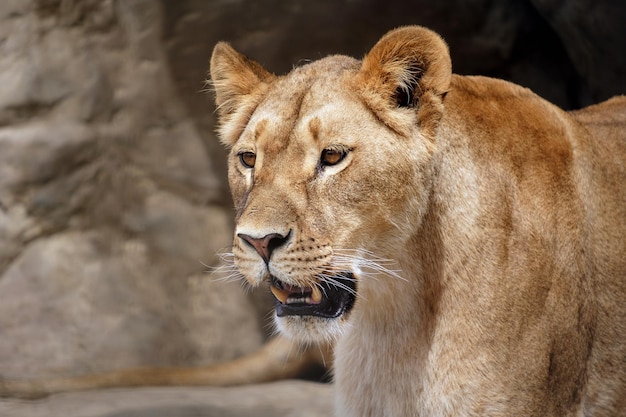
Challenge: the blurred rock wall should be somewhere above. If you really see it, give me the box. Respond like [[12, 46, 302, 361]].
[[0, 0, 624, 379], [0, 0, 261, 379]]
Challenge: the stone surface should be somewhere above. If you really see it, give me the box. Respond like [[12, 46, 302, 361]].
[[0, 0, 265, 381], [0, 231, 260, 377], [0, 380, 333, 417]]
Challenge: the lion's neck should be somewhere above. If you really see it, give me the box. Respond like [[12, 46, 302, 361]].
[[333, 164, 474, 416], [334, 225, 443, 415]]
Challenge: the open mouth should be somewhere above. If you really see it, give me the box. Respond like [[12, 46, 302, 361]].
[[270, 273, 356, 318]]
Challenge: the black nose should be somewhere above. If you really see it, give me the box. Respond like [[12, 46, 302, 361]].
[[237, 231, 290, 263]]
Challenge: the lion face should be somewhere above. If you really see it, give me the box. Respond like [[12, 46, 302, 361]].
[[211, 27, 451, 343], [225, 60, 431, 342]]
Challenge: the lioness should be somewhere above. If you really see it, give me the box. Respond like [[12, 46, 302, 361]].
[[210, 26, 626, 416], [1, 25, 625, 416]]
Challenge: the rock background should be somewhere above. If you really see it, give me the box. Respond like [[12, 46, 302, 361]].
[[0, 0, 624, 415]]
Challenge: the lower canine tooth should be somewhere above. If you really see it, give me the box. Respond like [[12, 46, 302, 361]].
[[270, 286, 289, 304], [311, 285, 322, 303]]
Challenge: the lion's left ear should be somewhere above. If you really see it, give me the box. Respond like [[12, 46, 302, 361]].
[[356, 26, 452, 138]]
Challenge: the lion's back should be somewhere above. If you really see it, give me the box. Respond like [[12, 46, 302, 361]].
[[570, 96, 626, 414], [570, 96, 626, 166], [569, 96, 626, 282]]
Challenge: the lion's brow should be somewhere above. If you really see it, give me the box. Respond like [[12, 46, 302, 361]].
[[308, 117, 322, 142], [254, 119, 268, 140]]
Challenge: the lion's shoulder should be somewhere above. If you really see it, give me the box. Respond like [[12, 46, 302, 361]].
[[448, 74, 535, 100], [443, 75, 565, 130]]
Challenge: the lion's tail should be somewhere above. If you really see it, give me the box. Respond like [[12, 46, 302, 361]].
[[0, 336, 331, 399]]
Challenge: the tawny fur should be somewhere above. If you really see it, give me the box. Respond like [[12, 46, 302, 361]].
[[211, 26, 626, 417]]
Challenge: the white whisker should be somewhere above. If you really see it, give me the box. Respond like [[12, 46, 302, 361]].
[[331, 249, 406, 282], [314, 280, 330, 299], [318, 273, 360, 300], [208, 251, 248, 285], [317, 343, 328, 369]]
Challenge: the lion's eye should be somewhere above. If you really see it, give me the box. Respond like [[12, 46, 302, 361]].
[[239, 151, 256, 168], [320, 148, 346, 166]]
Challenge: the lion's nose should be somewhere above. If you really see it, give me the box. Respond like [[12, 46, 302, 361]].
[[237, 231, 290, 264]]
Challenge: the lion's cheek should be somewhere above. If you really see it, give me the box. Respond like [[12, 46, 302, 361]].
[[312, 173, 421, 250]]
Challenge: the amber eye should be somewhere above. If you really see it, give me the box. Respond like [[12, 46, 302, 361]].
[[320, 148, 346, 166], [239, 151, 256, 168]]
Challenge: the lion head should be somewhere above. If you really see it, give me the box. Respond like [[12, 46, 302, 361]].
[[210, 27, 451, 343]]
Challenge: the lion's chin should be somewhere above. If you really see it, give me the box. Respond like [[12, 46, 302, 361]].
[[274, 314, 350, 344], [269, 272, 356, 343]]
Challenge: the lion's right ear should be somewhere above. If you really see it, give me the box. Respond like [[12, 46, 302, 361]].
[[209, 42, 275, 146]]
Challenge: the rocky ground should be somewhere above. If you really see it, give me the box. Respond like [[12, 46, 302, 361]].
[[0, 381, 333, 417]]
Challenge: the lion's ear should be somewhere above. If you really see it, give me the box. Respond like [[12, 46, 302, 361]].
[[356, 26, 452, 138], [209, 42, 275, 145]]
